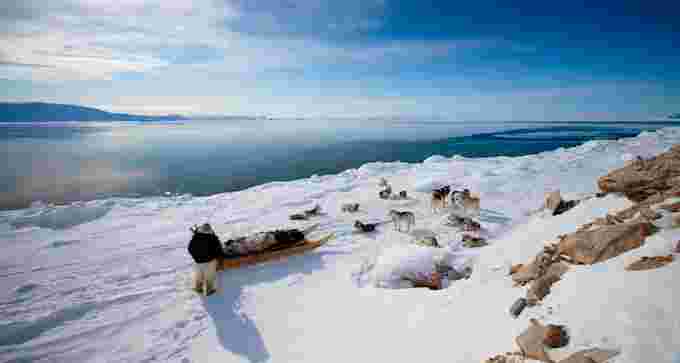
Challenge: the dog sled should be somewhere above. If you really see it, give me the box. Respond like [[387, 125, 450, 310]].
[[218, 223, 334, 270]]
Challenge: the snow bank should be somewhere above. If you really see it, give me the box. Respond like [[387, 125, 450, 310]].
[[8, 200, 116, 230], [370, 243, 477, 289]]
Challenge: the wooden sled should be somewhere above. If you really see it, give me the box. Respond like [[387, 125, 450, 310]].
[[218, 233, 334, 271]]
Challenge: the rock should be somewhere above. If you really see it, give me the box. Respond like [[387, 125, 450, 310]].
[[543, 325, 569, 348], [557, 349, 619, 363], [483, 353, 525, 363], [605, 213, 625, 224], [545, 190, 562, 213], [509, 264, 524, 275], [527, 262, 569, 305], [613, 185, 680, 220], [544, 190, 578, 216], [512, 262, 539, 285], [553, 199, 579, 216], [624, 255, 674, 271], [637, 207, 661, 221], [515, 319, 554, 363], [557, 221, 652, 265], [661, 202, 680, 212], [512, 248, 559, 285], [597, 144, 680, 202], [483, 355, 508, 363], [509, 297, 528, 318]]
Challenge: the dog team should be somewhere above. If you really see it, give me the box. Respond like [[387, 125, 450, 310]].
[[188, 176, 481, 295]]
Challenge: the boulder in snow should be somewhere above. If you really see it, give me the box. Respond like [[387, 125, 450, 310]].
[[558, 349, 619, 363], [544, 190, 562, 213], [597, 144, 680, 202], [557, 221, 653, 265], [526, 262, 569, 305], [624, 255, 674, 271], [515, 319, 553, 363]]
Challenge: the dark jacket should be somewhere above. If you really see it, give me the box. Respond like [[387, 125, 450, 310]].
[[188, 232, 224, 264]]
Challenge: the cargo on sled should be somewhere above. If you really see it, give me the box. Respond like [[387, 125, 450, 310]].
[[218, 223, 333, 270]]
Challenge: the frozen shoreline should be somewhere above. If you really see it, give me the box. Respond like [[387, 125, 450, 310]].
[[1, 128, 680, 362]]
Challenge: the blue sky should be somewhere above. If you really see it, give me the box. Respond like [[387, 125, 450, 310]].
[[0, 0, 678, 119]]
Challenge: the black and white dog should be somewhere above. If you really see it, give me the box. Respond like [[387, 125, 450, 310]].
[[342, 203, 360, 213], [450, 189, 480, 218], [354, 220, 378, 233], [379, 184, 392, 199]]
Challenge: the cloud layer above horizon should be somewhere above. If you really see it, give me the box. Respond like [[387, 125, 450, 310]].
[[1, 0, 679, 119]]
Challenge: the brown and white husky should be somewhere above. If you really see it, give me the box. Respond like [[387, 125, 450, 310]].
[[431, 185, 451, 213], [450, 189, 480, 218]]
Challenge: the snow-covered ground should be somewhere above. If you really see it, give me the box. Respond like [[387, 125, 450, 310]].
[[1, 128, 680, 363]]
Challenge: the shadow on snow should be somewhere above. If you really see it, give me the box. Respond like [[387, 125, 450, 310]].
[[200, 248, 345, 362]]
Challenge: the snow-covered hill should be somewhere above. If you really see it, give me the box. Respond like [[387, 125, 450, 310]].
[[2, 128, 680, 363]]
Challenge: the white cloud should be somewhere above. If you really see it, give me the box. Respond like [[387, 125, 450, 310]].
[[0, 0, 225, 80], [1, 29, 168, 80], [0, 0, 490, 83], [0, 0, 504, 82], [3, 0, 672, 119]]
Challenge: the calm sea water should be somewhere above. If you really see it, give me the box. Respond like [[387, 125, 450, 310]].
[[0, 118, 673, 210]]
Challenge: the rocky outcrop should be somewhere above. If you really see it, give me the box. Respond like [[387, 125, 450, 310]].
[[511, 245, 570, 306], [526, 262, 569, 305], [625, 255, 674, 271], [498, 145, 680, 363], [515, 319, 555, 363], [557, 221, 653, 265], [597, 145, 680, 202], [558, 349, 619, 363], [544, 190, 580, 216]]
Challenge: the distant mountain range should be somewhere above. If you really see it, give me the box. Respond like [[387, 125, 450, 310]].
[[0, 102, 187, 122]]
